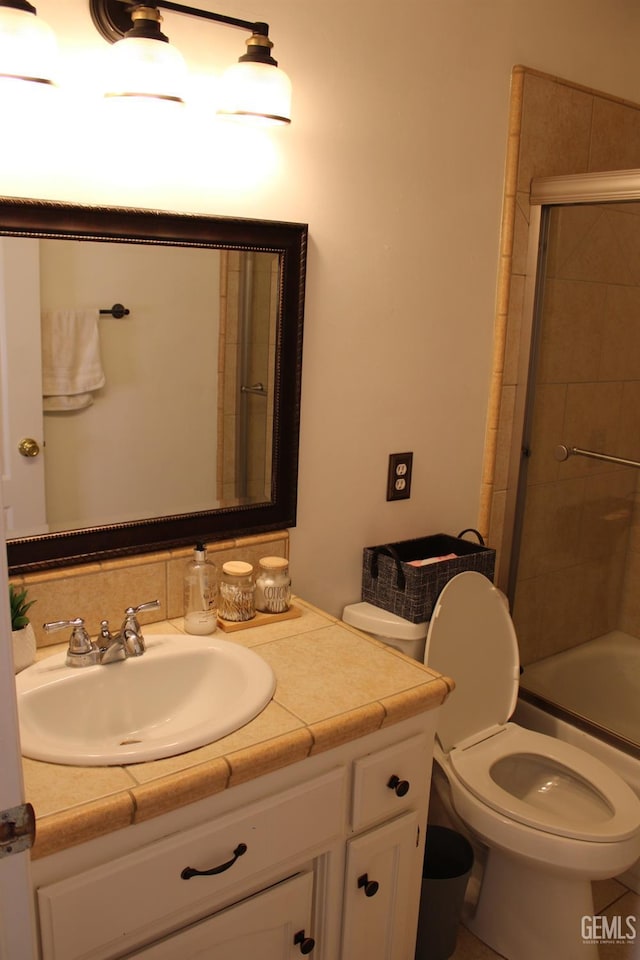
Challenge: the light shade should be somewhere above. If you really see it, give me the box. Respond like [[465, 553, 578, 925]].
[[0, 2, 58, 85], [100, 6, 187, 104], [103, 34, 187, 102], [217, 59, 291, 125]]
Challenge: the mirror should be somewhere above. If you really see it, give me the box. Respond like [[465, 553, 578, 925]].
[[1, 198, 307, 574]]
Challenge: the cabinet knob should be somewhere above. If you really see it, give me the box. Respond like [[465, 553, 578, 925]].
[[357, 873, 379, 897], [293, 929, 316, 954], [387, 774, 410, 797]]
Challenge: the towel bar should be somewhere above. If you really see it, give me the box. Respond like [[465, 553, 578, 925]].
[[100, 303, 129, 318]]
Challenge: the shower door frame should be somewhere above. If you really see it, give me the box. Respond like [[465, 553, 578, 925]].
[[502, 168, 640, 603]]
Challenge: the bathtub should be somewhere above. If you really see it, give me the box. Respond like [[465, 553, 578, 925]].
[[514, 630, 640, 892], [519, 630, 640, 750]]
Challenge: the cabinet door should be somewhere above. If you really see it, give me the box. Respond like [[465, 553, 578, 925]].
[[341, 811, 421, 960], [127, 870, 315, 959]]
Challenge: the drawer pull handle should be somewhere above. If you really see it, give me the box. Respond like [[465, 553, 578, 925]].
[[293, 929, 316, 954], [180, 842, 247, 879], [387, 774, 410, 797], [357, 873, 379, 897]]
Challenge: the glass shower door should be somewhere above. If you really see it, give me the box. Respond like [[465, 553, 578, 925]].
[[510, 199, 640, 750]]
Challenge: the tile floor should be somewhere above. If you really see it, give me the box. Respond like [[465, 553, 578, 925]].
[[450, 879, 639, 959]]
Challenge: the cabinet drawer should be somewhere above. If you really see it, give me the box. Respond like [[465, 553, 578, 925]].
[[127, 871, 314, 959], [38, 768, 345, 960], [351, 733, 430, 831]]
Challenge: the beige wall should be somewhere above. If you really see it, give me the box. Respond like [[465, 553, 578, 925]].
[[483, 68, 640, 663], [6, 3, 640, 619]]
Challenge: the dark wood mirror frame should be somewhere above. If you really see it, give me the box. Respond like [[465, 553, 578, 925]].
[[4, 198, 307, 575]]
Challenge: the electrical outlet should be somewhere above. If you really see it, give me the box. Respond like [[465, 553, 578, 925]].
[[386, 452, 413, 501]]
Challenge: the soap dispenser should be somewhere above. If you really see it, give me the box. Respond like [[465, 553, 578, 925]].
[[184, 543, 217, 635]]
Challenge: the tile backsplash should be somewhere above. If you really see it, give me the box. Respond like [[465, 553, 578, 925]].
[[10, 532, 288, 648]]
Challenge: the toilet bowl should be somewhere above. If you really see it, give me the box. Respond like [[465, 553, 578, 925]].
[[343, 572, 640, 960]]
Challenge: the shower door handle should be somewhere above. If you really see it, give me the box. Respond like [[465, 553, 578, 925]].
[[555, 444, 640, 470], [240, 382, 267, 397]]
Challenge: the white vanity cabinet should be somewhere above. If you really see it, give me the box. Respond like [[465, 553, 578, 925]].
[[32, 714, 436, 960]]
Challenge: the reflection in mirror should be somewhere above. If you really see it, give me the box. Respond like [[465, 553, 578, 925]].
[[0, 199, 307, 574], [6, 238, 278, 536]]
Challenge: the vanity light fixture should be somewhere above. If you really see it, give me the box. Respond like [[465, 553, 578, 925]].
[[89, 0, 292, 124], [0, 0, 58, 87]]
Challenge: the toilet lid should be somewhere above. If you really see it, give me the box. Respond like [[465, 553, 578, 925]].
[[425, 572, 520, 753]]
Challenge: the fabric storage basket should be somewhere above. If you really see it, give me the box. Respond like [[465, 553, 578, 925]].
[[361, 529, 495, 624]]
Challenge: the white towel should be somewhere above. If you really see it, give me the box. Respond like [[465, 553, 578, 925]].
[[41, 309, 105, 412]]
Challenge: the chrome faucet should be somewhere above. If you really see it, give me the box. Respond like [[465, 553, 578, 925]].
[[44, 600, 161, 668]]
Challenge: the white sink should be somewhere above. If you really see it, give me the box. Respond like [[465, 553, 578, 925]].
[[16, 634, 276, 766]]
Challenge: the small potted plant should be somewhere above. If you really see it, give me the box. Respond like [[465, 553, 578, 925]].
[[9, 584, 37, 673]]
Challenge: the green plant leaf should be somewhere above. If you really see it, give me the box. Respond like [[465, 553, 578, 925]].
[[9, 584, 36, 631]]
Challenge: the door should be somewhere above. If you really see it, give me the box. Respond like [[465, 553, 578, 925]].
[[0, 497, 38, 959], [509, 194, 640, 751], [0, 237, 47, 537], [341, 811, 422, 960], [127, 870, 315, 959]]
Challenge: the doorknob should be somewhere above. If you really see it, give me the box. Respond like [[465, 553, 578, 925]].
[[18, 438, 40, 458]]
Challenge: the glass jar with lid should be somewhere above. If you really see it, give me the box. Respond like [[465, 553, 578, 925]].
[[255, 556, 291, 614], [218, 561, 255, 622]]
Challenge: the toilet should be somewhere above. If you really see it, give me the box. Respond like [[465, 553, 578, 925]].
[[343, 571, 640, 960]]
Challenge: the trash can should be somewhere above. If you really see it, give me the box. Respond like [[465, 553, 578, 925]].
[[414, 825, 474, 960]]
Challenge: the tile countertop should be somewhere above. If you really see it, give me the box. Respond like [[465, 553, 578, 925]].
[[23, 598, 453, 860]]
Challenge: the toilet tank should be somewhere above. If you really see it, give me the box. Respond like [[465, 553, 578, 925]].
[[342, 601, 427, 661]]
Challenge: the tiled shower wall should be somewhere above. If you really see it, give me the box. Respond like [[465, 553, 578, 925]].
[[481, 66, 640, 665], [217, 251, 278, 504]]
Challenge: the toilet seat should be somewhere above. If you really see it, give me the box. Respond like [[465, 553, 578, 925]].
[[425, 572, 639, 843], [449, 723, 639, 842]]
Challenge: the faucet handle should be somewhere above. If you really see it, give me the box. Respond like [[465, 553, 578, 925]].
[[126, 600, 161, 618], [122, 600, 161, 632], [121, 600, 161, 656], [43, 617, 100, 668]]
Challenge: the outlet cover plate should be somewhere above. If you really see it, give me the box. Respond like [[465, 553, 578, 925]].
[[387, 452, 413, 501]]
